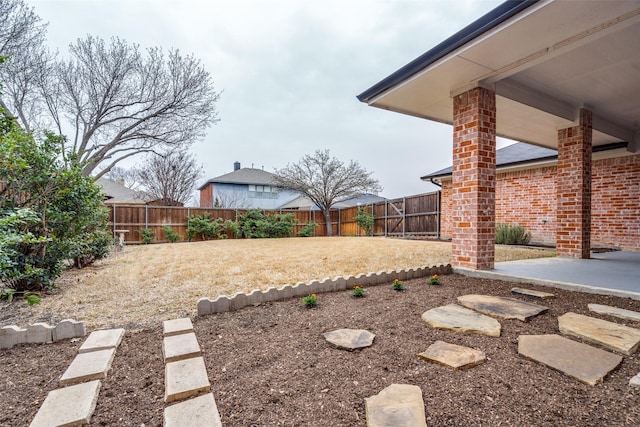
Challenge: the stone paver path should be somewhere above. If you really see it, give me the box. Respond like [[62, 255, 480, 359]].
[[59, 348, 116, 386], [422, 304, 501, 337], [418, 340, 486, 369], [30, 380, 102, 427], [365, 383, 427, 427], [511, 287, 556, 300], [558, 312, 640, 355], [30, 328, 124, 426], [457, 294, 548, 321], [630, 373, 640, 389], [518, 334, 623, 386], [162, 318, 222, 426], [588, 304, 640, 322], [323, 329, 375, 350]]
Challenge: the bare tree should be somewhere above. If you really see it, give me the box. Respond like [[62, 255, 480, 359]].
[[0, 0, 51, 132], [273, 149, 382, 236], [1, 5, 221, 178], [136, 149, 203, 206], [103, 166, 140, 190]]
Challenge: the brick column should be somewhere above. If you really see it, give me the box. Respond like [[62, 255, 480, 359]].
[[557, 109, 592, 258], [451, 87, 496, 270]]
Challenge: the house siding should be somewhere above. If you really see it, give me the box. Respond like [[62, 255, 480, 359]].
[[439, 153, 640, 251]]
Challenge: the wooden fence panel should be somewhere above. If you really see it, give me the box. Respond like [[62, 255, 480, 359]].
[[107, 191, 441, 243]]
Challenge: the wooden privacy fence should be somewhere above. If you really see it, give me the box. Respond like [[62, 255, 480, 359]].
[[108, 191, 440, 244]]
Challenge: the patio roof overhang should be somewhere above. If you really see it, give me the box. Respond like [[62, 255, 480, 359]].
[[357, 0, 640, 153]]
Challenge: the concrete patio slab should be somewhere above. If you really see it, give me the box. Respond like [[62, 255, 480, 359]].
[[163, 332, 201, 362], [30, 380, 101, 427], [422, 304, 501, 337], [588, 304, 640, 322], [59, 348, 116, 386], [165, 357, 210, 403], [78, 328, 125, 353], [164, 318, 194, 337], [558, 312, 640, 355], [418, 340, 486, 369], [518, 334, 622, 386], [164, 393, 223, 427], [458, 294, 548, 321], [365, 383, 427, 427]]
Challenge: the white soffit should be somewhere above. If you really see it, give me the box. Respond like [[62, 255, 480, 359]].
[[369, 0, 640, 150]]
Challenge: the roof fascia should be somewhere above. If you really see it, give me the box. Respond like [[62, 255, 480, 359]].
[[357, 0, 540, 104]]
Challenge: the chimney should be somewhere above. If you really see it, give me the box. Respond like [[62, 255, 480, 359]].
[[234, 161, 240, 171]]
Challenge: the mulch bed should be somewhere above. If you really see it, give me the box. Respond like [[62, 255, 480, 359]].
[[2, 274, 640, 426]]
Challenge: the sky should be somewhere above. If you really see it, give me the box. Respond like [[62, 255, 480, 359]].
[[29, 0, 510, 201]]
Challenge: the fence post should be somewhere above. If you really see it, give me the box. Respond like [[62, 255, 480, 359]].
[[338, 208, 341, 237], [187, 207, 190, 241], [436, 190, 441, 240], [112, 204, 117, 240], [402, 197, 406, 237], [145, 205, 149, 229], [384, 200, 388, 237]]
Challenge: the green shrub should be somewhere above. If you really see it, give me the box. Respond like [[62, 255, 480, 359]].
[[137, 228, 154, 244], [354, 206, 374, 236], [162, 226, 181, 243], [297, 221, 317, 237], [237, 209, 294, 238], [495, 223, 532, 245], [186, 213, 233, 241]]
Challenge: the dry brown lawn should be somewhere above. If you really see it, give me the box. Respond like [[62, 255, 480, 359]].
[[2, 237, 554, 328]]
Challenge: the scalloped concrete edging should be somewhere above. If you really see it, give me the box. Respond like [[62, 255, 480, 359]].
[[0, 319, 86, 349], [197, 264, 452, 316]]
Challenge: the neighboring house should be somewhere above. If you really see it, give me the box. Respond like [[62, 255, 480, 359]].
[[97, 177, 149, 205], [422, 142, 640, 251], [279, 193, 387, 210], [198, 162, 298, 209]]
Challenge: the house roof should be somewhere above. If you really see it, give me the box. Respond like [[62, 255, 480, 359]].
[[279, 193, 387, 210], [421, 141, 629, 180], [97, 177, 150, 204], [358, 0, 640, 152], [198, 167, 276, 190]]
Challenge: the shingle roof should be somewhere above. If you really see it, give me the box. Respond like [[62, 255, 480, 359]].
[[198, 168, 276, 189], [421, 143, 557, 180], [97, 178, 150, 204]]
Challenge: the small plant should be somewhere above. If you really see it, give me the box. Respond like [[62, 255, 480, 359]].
[[162, 226, 181, 243], [392, 279, 405, 291], [351, 285, 365, 297], [297, 221, 317, 237], [0, 289, 40, 306], [301, 293, 318, 307], [495, 223, 532, 245], [354, 206, 374, 236], [428, 274, 441, 285], [137, 228, 154, 244]]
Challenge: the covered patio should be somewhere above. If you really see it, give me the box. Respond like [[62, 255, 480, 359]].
[[358, 0, 640, 272]]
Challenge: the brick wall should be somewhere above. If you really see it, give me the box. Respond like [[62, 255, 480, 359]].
[[199, 184, 213, 208], [439, 152, 640, 252], [451, 87, 496, 269]]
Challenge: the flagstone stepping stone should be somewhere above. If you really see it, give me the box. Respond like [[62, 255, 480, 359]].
[[164, 393, 223, 427], [30, 380, 101, 427], [164, 318, 194, 337], [558, 312, 640, 355], [365, 383, 427, 427], [323, 329, 375, 350], [511, 287, 556, 300], [59, 348, 116, 386], [421, 304, 501, 337], [518, 334, 622, 386], [457, 294, 548, 322], [165, 356, 211, 403], [163, 332, 201, 362], [588, 304, 640, 322], [630, 373, 640, 389], [418, 340, 486, 369], [78, 328, 125, 353]]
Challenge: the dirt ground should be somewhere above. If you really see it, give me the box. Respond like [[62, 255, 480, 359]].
[[2, 274, 640, 426]]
